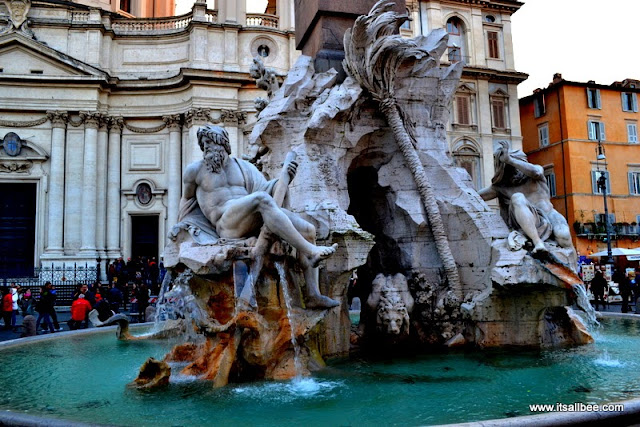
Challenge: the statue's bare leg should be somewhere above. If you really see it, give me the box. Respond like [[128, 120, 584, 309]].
[[216, 192, 336, 265], [548, 210, 572, 248], [284, 211, 339, 309], [510, 193, 546, 253]]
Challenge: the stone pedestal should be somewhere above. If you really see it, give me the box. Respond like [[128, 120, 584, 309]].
[[294, 0, 406, 77]]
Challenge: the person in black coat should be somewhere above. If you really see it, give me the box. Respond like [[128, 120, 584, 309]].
[[107, 283, 123, 314], [614, 269, 631, 313], [590, 269, 607, 311]]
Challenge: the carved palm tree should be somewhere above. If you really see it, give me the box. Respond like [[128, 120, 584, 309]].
[[343, 0, 461, 298]]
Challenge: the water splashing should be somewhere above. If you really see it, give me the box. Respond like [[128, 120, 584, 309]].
[[573, 283, 599, 329], [594, 350, 623, 367], [275, 262, 303, 378]]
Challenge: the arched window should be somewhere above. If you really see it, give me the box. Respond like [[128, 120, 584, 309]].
[[447, 17, 462, 35], [446, 16, 466, 63], [453, 139, 482, 190]]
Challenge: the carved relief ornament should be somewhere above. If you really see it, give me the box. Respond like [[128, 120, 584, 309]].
[[162, 114, 182, 130], [46, 111, 69, 128], [0, 0, 35, 38]]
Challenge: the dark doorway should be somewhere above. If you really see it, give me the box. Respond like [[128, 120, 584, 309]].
[[0, 183, 36, 278], [131, 215, 159, 260]]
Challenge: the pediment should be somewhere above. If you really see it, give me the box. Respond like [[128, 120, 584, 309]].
[[0, 32, 108, 79], [457, 83, 476, 94], [490, 88, 509, 98]]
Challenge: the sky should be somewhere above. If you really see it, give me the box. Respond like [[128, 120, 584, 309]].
[[511, 0, 639, 98]]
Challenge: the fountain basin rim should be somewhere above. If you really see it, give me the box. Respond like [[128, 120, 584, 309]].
[[0, 322, 153, 350]]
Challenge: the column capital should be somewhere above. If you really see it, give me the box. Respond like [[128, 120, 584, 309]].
[[163, 114, 183, 131], [185, 108, 211, 128], [46, 111, 68, 128], [107, 116, 124, 133], [220, 110, 247, 125], [79, 112, 101, 129]]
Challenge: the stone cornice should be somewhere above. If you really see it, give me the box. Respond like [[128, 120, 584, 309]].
[[461, 67, 528, 84], [439, 0, 524, 13]]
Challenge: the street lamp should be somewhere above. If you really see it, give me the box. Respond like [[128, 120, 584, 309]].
[[596, 139, 614, 265]]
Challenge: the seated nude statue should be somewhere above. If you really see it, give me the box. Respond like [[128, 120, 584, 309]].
[[478, 140, 572, 254], [170, 125, 338, 309]]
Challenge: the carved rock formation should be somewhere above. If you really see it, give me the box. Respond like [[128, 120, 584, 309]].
[[131, 358, 171, 390]]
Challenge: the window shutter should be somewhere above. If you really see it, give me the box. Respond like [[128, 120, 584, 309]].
[[588, 122, 595, 140], [628, 123, 638, 143], [487, 31, 499, 59], [633, 93, 638, 112], [596, 89, 602, 109], [457, 96, 470, 124], [622, 93, 627, 111], [547, 173, 556, 197], [630, 172, 636, 194], [592, 170, 599, 193], [492, 100, 504, 128], [600, 122, 606, 141], [586, 88, 592, 108]]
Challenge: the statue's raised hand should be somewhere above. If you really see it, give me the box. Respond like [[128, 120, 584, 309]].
[[285, 159, 298, 181]]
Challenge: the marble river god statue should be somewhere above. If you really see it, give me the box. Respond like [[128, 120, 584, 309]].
[[170, 124, 339, 309]]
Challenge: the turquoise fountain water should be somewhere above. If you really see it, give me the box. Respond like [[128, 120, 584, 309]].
[[0, 316, 639, 426]]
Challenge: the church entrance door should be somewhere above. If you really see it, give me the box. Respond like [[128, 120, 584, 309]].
[[0, 183, 36, 278], [131, 215, 159, 260]]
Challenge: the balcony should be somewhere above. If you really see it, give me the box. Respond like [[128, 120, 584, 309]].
[[574, 222, 640, 240], [246, 13, 279, 29], [111, 9, 218, 34]]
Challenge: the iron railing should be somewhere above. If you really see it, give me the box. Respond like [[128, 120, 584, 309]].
[[0, 263, 97, 306]]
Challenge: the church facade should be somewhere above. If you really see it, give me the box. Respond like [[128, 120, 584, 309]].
[[0, 0, 296, 277]]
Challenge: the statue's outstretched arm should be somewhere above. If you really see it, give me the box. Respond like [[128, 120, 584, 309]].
[[478, 187, 497, 201]]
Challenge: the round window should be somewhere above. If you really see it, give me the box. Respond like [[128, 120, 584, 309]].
[[136, 183, 152, 205], [485, 15, 495, 23]]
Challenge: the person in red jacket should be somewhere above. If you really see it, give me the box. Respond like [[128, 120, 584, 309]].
[[69, 294, 92, 330], [2, 287, 12, 330]]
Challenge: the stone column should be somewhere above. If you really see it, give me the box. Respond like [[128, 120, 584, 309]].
[[163, 114, 182, 232], [96, 116, 108, 278], [184, 108, 210, 167], [78, 112, 100, 258], [221, 110, 247, 158], [44, 111, 68, 255], [106, 117, 123, 260]]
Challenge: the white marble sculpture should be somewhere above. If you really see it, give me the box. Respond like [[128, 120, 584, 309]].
[[169, 125, 339, 309], [479, 140, 573, 254], [367, 273, 414, 336]]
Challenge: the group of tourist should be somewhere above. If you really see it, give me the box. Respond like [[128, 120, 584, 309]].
[[1, 272, 157, 335], [107, 256, 166, 295], [588, 265, 639, 313]]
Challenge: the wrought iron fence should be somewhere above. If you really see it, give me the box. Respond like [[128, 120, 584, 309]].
[[0, 263, 97, 306]]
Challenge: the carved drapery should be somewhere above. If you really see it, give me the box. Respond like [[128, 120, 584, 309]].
[[124, 120, 167, 134], [0, 115, 48, 128]]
